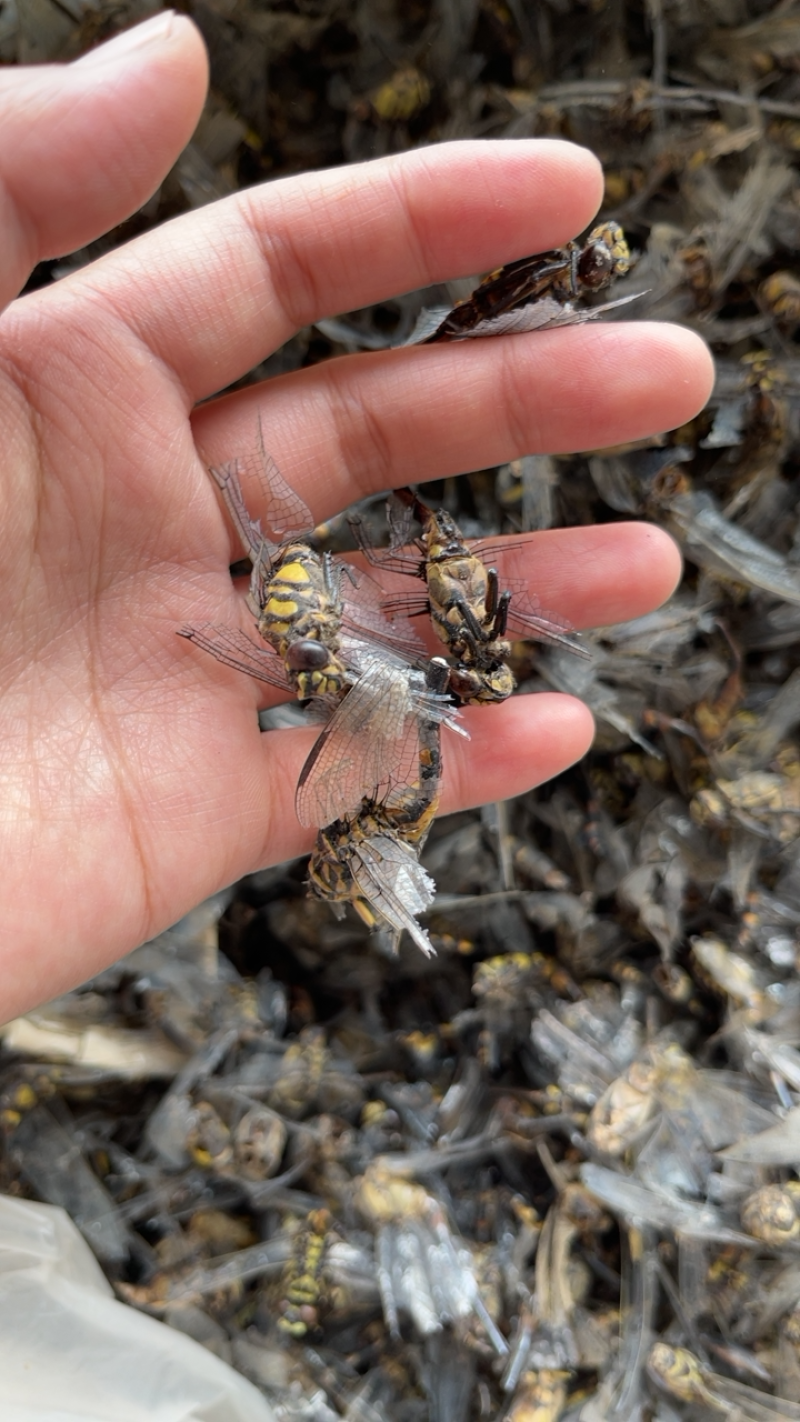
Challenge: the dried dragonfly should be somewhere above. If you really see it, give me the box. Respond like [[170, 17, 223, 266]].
[[179, 434, 463, 827]]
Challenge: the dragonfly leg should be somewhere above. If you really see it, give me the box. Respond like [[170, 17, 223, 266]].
[[322, 551, 344, 604], [492, 585, 512, 639], [444, 591, 490, 645], [568, 242, 581, 296]]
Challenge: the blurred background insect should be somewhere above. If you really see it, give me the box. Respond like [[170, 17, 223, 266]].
[[647, 1341, 800, 1419]]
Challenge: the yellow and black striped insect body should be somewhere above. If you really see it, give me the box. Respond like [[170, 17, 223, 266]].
[[255, 539, 349, 701], [277, 1207, 334, 1337]]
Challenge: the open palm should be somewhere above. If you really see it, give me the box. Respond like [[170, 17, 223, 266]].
[[0, 13, 714, 1019]]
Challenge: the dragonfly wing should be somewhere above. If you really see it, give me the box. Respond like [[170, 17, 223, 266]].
[[178, 624, 294, 693], [379, 590, 431, 620], [247, 437, 312, 537], [430, 290, 643, 340], [339, 564, 426, 662], [526, 290, 644, 328], [351, 835, 437, 957], [212, 422, 313, 545], [401, 305, 453, 346], [450, 296, 569, 338], [503, 580, 591, 659], [349, 513, 422, 578], [387, 491, 417, 550], [295, 662, 422, 828], [208, 459, 266, 563], [466, 535, 532, 559], [295, 660, 461, 828]]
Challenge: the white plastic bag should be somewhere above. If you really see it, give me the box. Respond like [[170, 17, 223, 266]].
[[0, 1195, 276, 1422]]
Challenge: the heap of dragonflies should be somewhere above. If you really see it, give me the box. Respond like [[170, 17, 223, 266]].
[[180, 223, 632, 954]]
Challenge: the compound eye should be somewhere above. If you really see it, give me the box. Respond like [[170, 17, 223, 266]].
[[286, 640, 330, 671], [447, 667, 480, 701], [577, 243, 614, 288]]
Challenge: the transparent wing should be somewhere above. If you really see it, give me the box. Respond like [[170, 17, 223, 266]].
[[443, 291, 644, 340], [349, 510, 423, 577], [207, 459, 267, 564], [375, 589, 431, 622], [387, 492, 417, 550], [350, 834, 437, 957], [401, 306, 452, 346], [210, 426, 314, 549], [718, 1104, 800, 1167], [339, 564, 426, 663], [669, 490, 800, 606], [296, 659, 460, 829], [705, 1371, 800, 1420], [296, 662, 421, 828], [178, 624, 294, 693], [502, 579, 591, 658], [464, 534, 540, 560], [403, 291, 643, 344], [244, 426, 315, 541], [681, 1070, 778, 1153], [579, 1163, 757, 1247], [12, 1105, 131, 1266]]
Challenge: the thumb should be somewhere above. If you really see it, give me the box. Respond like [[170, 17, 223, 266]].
[[0, 11, 208, 311]]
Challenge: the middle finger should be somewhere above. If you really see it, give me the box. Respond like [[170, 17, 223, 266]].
[[191, 320, 712, 534]]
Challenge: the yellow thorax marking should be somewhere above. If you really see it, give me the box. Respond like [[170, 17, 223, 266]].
[[275, 560, 312, 584]]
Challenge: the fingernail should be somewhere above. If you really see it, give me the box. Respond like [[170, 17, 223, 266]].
[[74, 10, 176, 68]]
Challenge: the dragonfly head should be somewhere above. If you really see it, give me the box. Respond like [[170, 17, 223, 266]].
[[448, 661, 515, 704], [425, 509, 468, 561], [285, 640, 330, 672], [287, 639, 348, 699], [579, 222, 632, 289]]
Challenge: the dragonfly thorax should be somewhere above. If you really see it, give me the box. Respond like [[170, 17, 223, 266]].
[[427, 558, 490, 637], [257, 545, 341, 653], [423, 509, 470, 561]]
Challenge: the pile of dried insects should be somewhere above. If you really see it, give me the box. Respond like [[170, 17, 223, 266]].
[[8, 0, 800, 1418]]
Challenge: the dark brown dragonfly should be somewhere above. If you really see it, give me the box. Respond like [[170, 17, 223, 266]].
[[406, 221, 634, 345]]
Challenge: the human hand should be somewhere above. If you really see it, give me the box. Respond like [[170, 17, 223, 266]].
[[0, 13, 713, 1019]]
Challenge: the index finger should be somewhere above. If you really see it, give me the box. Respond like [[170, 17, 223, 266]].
[[32, 140, 604, 403]]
